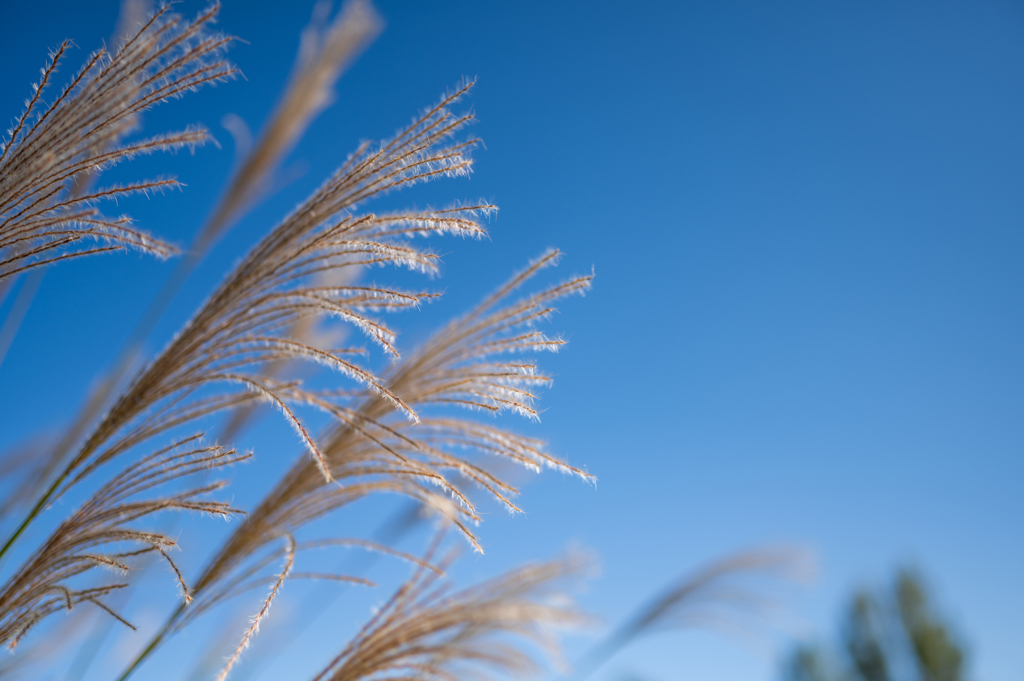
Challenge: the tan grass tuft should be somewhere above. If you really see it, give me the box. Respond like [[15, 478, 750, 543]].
[[0, 3, 236, 280], [0, 436, 248, 647], [313, 540, 591, 681]]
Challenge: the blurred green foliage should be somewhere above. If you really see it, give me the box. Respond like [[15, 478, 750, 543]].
[[783, 570, 966, 681]]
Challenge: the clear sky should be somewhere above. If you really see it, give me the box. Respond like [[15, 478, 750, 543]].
[[0, 1, 1022, 680]]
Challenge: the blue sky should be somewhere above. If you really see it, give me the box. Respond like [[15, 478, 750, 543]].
[[1, 1, 1022, 679]]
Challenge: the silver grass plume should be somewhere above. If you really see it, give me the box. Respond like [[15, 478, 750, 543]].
[[0, 4, 236, 280], [575, 547, 814, 678], [0, 5, 605, 681], [0, 435, 248, 648], [115, 250, 593, 679], [16, 80, 486, 681], [312, 542, 590, 681], [206, 249, 591, 586], [0, 7, 385, 671], [212, 0, 384, 445], [0, 83, 484, 654], [0, 0, 382, 527], [29, 79, 478, 509], [60, 80, 486, 487]]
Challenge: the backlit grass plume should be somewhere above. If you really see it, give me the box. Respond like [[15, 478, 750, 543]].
[[0, 0, 384, 527], [0, 79, 484, 571], [0, 435, 248, 648], [200, 247, 594, 573], [0, 3, 235, 280], [71, 79, 488, 484], [310, 541, 590, 681], [114, 249, 592, 679]]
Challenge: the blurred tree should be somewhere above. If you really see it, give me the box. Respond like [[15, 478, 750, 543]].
[[782, 570, 967, 681]]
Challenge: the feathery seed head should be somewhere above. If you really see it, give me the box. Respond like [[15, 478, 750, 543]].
[[0, 4, 236, 279]]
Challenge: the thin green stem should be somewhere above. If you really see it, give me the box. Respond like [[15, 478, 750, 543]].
[[0, 468, 69, 562]]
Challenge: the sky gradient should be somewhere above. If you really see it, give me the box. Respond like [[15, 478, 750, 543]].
[[0, 1, 1022, 679]]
